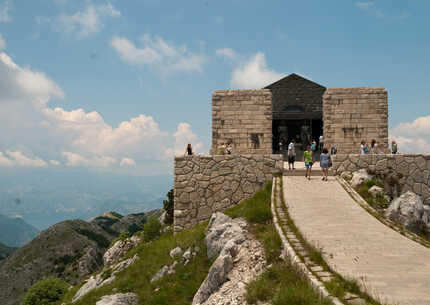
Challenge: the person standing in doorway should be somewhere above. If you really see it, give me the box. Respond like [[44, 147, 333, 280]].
[[319, 135, 324, 151], [185, 144, 193, 155], [320, 148, 330, 181], [303, 145, 313, 180], [287, 139, 296, 170]]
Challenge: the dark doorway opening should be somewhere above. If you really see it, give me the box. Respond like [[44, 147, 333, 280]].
[[273, 119, 323, 160]]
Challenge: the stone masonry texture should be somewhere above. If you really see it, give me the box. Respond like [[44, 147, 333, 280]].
[[211, 90, 272, 155], [323, 87, 388, 154], [173, 154, 283, 232], [332, 154, 430, 205]]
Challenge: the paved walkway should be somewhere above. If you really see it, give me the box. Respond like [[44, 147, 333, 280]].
[[282, 174, 430, 305]]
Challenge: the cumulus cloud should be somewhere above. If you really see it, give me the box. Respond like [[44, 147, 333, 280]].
[[120, 157, 136, 166], [0, 50, 199, 173], [56, 2, 120, 37], [0, 0, 12, 23], [216, 48, 237, 60], [0, 34, 5, 50], [111, 34, 206, 75], [390, 115, 430, 154], [230, 52, 284, 89], [172, 122, 203, 156]]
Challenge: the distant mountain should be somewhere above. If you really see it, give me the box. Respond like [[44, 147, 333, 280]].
[[0, 241, 16, 261], [0, 210, 156, 305], [0, 167, 171, 230], [0, 214, 39, 247]]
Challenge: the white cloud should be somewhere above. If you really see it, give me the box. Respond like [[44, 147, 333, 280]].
[[0, 50, 200, 174], [216, 48, 237, 60], [111, 34, 206, 75], [120, 157, 136, 166], [0, 34, 5, 50], [0, 0, 12, 23], [5, 151, 47, 167], [355, 2, 374, 10], [0, 152, 13, 166], [56, 2, 120, 37], [172, 122, 203, 156], [230, 52, 284, 89], [390, 115, 430, 154]]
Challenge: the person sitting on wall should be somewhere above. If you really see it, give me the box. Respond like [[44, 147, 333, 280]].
[[360, 140, 366, 154], [185, 143, 193, 156], [217, 142, 226, 155], [370, 139, 378, 154], [391, 140, 398, 154], [226, 142, 233, 154]]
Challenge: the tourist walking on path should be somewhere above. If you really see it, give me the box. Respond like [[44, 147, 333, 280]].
[[319, 135, 324, 151], [391, 140, 398, 154], [185, 144, 193, 155], [287, 139, 296, 170], [311, 140, 317, 153], [320, 148, 330, 181], [303, 145, 313, 180]]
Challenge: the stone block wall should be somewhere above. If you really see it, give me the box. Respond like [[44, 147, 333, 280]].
[[323, 88, 388, 154], [332, 154, 430, 204], [174, 154, 283, 232], [211, 90, 272, 155]]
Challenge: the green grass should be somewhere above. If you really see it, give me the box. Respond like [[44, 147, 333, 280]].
[[356, 179, 389, 210], [226, 181, 333, 305], [60, 222, 212, 305]]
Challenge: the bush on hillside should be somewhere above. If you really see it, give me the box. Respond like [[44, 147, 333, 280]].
[[21, 278, 68, 305], [142, 217, 162, 242], [163, 189, 174, 224]]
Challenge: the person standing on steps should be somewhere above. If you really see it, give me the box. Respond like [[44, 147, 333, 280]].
[[287, 139, 296, 170], [303, 145, 313, 180], [320, 148, 330, 181], [319, 135, 324, 151], [185, 143, 193, 155]]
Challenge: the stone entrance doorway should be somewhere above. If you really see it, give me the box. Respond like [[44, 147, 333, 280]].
[[273, 119, 323, 160]]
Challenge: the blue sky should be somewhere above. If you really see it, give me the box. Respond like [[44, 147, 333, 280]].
[[0, 0, 429, 176]]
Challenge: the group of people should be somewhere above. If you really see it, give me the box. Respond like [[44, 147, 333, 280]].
[[287, 139, 331, 181], [217, 142, 233, 155], [360, 139, 398, 154]]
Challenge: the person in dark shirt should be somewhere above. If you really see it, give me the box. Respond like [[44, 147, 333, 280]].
[[186, 143, 193, 155]]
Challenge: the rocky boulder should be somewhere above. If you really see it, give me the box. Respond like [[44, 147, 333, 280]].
[[385, 191, 430, 234], [96, 293, 139, 305], [103, 236, 141, 267], [350, 169, 373, 188]]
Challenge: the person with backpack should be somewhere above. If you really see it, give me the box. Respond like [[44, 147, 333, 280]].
[[287, 139, 296, 170], [303, 145, 313, 180]]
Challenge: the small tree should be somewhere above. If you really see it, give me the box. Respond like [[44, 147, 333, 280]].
[[21, 278, 68, 305], [163, 189, 174, 225], [142, 217, 162, 242]]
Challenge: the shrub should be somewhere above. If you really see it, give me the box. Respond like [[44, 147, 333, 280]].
[[21, 278, 68, 305], [163, 189, 174, 224], [110, 231, 131, 247], [142, 217, 162, 242]]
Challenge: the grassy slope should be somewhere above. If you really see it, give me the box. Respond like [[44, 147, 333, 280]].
[[60, 223, 212, 305]]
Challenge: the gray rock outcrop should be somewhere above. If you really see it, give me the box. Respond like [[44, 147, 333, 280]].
[[192, 212, 265, 305], [73, 254, 139, 302], [95, 293, 139, 305], [385, 191, 430, 234], [103, 236, 141, 267], [169, 246, 182, 258], [350, 169, 373, 188]]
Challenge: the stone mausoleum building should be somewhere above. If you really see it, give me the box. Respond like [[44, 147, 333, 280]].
[[174, 74, 390, 232], [211, 73, 389, 156]]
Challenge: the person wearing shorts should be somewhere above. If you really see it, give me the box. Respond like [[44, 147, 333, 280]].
[[303, 145, 313, 180], [319, 148, 330, 181], [287, 139, 296, 170]]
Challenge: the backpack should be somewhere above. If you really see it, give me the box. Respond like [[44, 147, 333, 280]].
[[311, 144, 316, 151], [364, 146, 370, 154]]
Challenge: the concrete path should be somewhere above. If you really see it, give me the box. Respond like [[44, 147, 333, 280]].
[[282, 174, 430, 305]]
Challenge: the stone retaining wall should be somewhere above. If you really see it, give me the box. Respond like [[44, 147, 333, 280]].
[[332, 154, 430, 204], [174, 154, 283, 232]]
